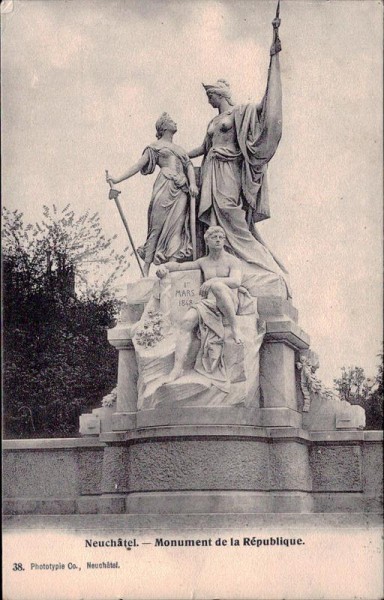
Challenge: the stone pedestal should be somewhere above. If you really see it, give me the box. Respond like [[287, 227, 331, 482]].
[[107, 324, 138, 431], [258, 299, 310, 428], [98, 425, 314, 514], [3, 431, 382, 516]]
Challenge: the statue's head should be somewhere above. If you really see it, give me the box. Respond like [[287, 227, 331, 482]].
[[202, 79, 234, 108], [204, 226, 226, 250], [155, 112, 177, 139]]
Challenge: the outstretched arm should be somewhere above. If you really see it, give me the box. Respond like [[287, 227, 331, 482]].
[[156, 260, 202, 279], [188, 143, 205, 159], [106, 151, 149, 185]]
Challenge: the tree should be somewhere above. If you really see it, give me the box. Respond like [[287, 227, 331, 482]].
[[365, 356, 383, 430], [2, 205, 130, 438], [333, 366, 372, 405], [333, 359, 383, 430], [2, 204, 130, 299]]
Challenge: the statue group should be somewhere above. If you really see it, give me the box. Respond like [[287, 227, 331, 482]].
[[79, 7, 367, 522], [106, 18, 291, 405], [79, 10, 366, 433], [107, 18, 288, 284]]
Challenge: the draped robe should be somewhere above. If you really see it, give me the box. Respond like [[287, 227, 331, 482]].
[[197, 54, 290, 296], [138, 145, 193, 265]]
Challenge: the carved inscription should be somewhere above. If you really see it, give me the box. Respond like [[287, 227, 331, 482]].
[[169, 270, 201, 324]]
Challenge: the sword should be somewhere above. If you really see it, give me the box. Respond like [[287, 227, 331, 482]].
[[105, 170, 145, 278]]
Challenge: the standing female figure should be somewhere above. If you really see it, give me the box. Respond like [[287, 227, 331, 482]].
[[107, 113, 198, 276], [188, 18, 290, 297]]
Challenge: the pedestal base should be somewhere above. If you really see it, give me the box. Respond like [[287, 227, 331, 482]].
[[124, 491, 314, 514]]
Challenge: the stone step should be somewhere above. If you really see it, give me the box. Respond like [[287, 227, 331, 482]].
[[4, 512, 382, 533]]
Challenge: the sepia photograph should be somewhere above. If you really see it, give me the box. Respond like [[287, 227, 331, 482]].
[[2, 0, 383, 599]]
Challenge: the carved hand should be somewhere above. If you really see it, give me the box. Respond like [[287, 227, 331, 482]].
[[106, 173, 117, 185], [156, 265, 169, 279], [270, 38, 282, 56], [189, 184, 198, 198], [200, 281, 212, 298]]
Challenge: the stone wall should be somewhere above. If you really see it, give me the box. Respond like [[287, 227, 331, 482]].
[[3, 429, 382, 516], [3, 438, 105, 515]]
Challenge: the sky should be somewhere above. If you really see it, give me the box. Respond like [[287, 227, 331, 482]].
[[2, 0, 383, 386]]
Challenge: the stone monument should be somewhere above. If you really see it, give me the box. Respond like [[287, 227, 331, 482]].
[[76, 15, 370, 517]]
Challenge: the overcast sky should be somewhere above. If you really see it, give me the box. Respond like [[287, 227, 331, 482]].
[[2, 0, 383, 385]]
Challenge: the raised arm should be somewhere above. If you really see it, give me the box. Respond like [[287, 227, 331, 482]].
[[106, 151, 150, 186]]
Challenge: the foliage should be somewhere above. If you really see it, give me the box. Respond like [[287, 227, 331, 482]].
[[2, 205, 130, 299], [2, 205, 129, 438], [135, 311, 166, 349], [333, 359, 383, 430]]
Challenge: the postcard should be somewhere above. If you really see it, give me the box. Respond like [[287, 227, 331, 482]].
[[2, 1, 383, 599]]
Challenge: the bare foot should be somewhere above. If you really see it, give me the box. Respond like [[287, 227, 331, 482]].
[[143, 263, 150, 277]]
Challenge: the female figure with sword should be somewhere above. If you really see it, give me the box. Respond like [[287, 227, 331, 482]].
[[106, 113, 198, 277]]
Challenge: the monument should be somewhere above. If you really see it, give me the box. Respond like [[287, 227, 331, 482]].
[[75, 13, 373, 517], [4, 9, 380, 523]]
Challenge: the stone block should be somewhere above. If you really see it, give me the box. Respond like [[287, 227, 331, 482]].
[[309, 431, 364, 442], [312, 492, 366, 513], [362, 443, 383, 498], [241, 268, 288, 298], [3, 431, 383, 517], [260, 408, 302, 428], [127, 277, 157, 307], [3, 498, 76, 515], [112, 412, 137, 431], [136, 406, 262, 427], [336, 403, 365, 429], [260, 407, 302, 428], [107, 323, 135, 346], [101, 446, 131, 494], [76, 448, 104, 495], [79, 413, 100, 436], [310, 445, 363, 492], [92, 406, 114, 433], [272, 492, 314, 513], [98, 495, 126, 514], [118, 302, 144, 324], [165, 269, 202, 325], [264, 320, 310, 349], [127, 438, 271, 492], [257, 296, 299, 323], [303, 396, 366, 432], [76, 496, 100, 514], [3, 449, 80, 498], [125, 491, 273, 514], [260, 343, 298, 409], [269, 441, 312, 491]]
